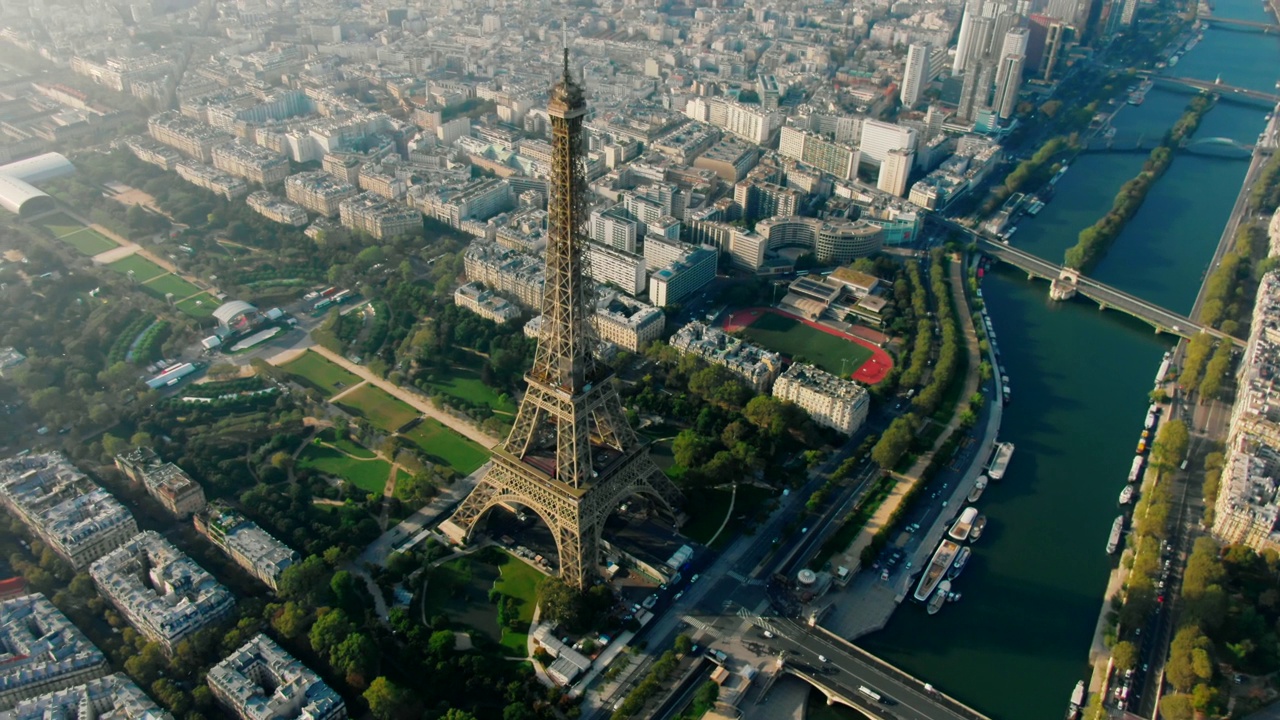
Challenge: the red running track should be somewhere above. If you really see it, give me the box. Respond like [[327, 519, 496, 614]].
[[721, 307, 894, 385]]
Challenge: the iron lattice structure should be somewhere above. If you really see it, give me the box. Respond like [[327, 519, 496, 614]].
[[446, 50, 682, 590]]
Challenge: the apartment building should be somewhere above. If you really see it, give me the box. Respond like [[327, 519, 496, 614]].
[[417, 178, 515, 229], [586, 242, 647, 296], [338, 192, 423, 240], [212, 142, 290, 185], [0, 594, 109, 709], [0, 453, 137, 571], [454, 281, 522, 324], [208, 634, 345, 720], [592, 295, 665, 352], [463, 240, 546, 308], [148, 111, 230, 163], [193, 505, 298, 592], [114, 448, 206, 518], [692, 136, 759, 183], [649, 245, 716, 307], [90, 531, 235, 654], [754, 216, 884, 264], [669, 322, 782, 393], [777, 126, 858, 181], [772, 363, 871, 435], [590, 205, 638, 253], [246, 191, 308, 226], [321, 153, 361, 184], [6, 674, 171, 720], [285, 171, 358, 217], [124, 136, 182, 171], [176, 163, 248, 200]]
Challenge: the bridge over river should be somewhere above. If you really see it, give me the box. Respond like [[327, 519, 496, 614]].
[[928, 216, 1246, 347]]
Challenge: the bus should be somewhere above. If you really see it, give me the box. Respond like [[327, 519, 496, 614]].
[[858, 686, 883, 703]]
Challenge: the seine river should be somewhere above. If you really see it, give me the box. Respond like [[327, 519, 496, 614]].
[[816, 2, 1279, 717]]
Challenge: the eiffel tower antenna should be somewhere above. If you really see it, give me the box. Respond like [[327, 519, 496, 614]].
[[441, 47, 682, 590]]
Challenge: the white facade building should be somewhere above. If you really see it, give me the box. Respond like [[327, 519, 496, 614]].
[[0, 594, 109, 709], [772, 363, 871, 435], [586, 242, 647, 296], [859, 120, 918, 169], [900, 43, 930, 107]]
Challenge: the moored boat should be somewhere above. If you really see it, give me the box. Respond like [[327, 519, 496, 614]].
[[1106, 515, 1125, 554], [968, 475, 988, 503], [948, 507, 979, 542], [988, 442, 1015, 480], [948, 546, 971, 580], [1128, 456, 1144, 483], [927, 580, 951, 615], [1119, 485, 1135, 505], [1067, 680, 1085, 719], [970, 514, 988, 541], [914, 540, 961, 602]]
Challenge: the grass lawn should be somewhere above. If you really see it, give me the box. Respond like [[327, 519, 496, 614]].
[[58, 228, 118, 256], [176, 293, 219, 317], [494, 551, 544, 655], [739, 312, 874, 377], [298, 443, 389, 494], [107, 255, 168, 282], [328, 434, 377, 459], [681, 485, 774, 548], [142, 273, 202, 300], [422, 366, 516, 412], [281, 351, 361, 396], [337, 385, 419, 432], [402, 418, 489, 475], [420, 558, 504, 645], [35, 212, 84, 237]]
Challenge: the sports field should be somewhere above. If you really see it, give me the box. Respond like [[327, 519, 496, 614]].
[[107, 255, 168, 282], [35, 212, 84, 237], [402, 418, 489, 475], [281, 351, 361, 396], [176, 293, 219, 317], [422, 367, 515, 413], [298, 443, 389, 494], [57, 228, 118, 256], [726, 308, 894, 384], [337, 385, 419, 432], [741, 312, 872, 374], [142, 273, 202, 300]]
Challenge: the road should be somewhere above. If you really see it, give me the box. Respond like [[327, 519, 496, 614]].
[[755, 618, 988, 720]]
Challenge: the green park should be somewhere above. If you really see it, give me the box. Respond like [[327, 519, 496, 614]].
[[419, 549, 542, 655], [56, 228, 118, 256], [142, 273, 203, 300], [336, 385, 420, 432], [401, 418, 488, 475], [107, 254, 169, 282], [422, 366, 516, 413], [298, 441, 391, 494], [281, 351, 361, 396]]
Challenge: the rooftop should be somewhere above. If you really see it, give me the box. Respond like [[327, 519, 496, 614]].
[[207, 634, 344, 720]]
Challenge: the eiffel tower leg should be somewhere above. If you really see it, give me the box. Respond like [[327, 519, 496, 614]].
[[554, 508, 595, 591]]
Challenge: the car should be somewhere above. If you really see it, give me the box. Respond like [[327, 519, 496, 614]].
[[674, 591, 685, 600], [818, 654, 829, 663], [762, 630, 775, 639], [691, 574, 700, 584]]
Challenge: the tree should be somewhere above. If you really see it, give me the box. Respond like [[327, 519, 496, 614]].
[[428, 629, 455, 657], [1160, 693, 1194, 720], [330, 570, 363, 614], [309, 608, 353, 655], [872, 416, 915, 469], [1166, 625, 1213, 692], [440, 711, 478, 720], [269, 601, 313, 639], [330, 631, 378, 681], [537, 577, 585, 630], [672, 429, 715, 470], [277, 555, 330, 606], [364, 677, 415, 720], [674, 634, 693, 655], [1150, 419, 1189, 472], [1112, 641, 1138, 671]]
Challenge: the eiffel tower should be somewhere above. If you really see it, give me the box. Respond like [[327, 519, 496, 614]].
[[442, 48, 682, 590]]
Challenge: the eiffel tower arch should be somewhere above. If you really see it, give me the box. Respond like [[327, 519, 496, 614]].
[[440, 48, 683, 590]]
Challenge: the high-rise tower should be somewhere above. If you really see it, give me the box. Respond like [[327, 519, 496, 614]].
[[900, 43, 930, 107], [442, 50, 683, 590]]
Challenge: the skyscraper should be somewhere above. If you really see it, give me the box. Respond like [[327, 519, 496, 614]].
[[901, 43, 930, 107], [953, 1, 979, 74], [994, 53, 1026, 119]]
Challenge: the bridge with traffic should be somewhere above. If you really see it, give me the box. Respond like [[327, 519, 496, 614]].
[[1199, 13, 1280, 32], [1138, 71, 1280, 104], [1077, 134, 1257, 156], [928, 216, 1246, 347], [717, 611, 992, 720]]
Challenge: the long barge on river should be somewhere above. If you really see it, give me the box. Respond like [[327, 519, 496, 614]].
[[914, 539, 962, 602]]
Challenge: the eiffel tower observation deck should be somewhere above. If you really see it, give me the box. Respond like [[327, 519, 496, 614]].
[[440, 49, 683, 590]]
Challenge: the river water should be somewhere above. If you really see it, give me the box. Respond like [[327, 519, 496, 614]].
[[812, 4, 1280, 718]]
